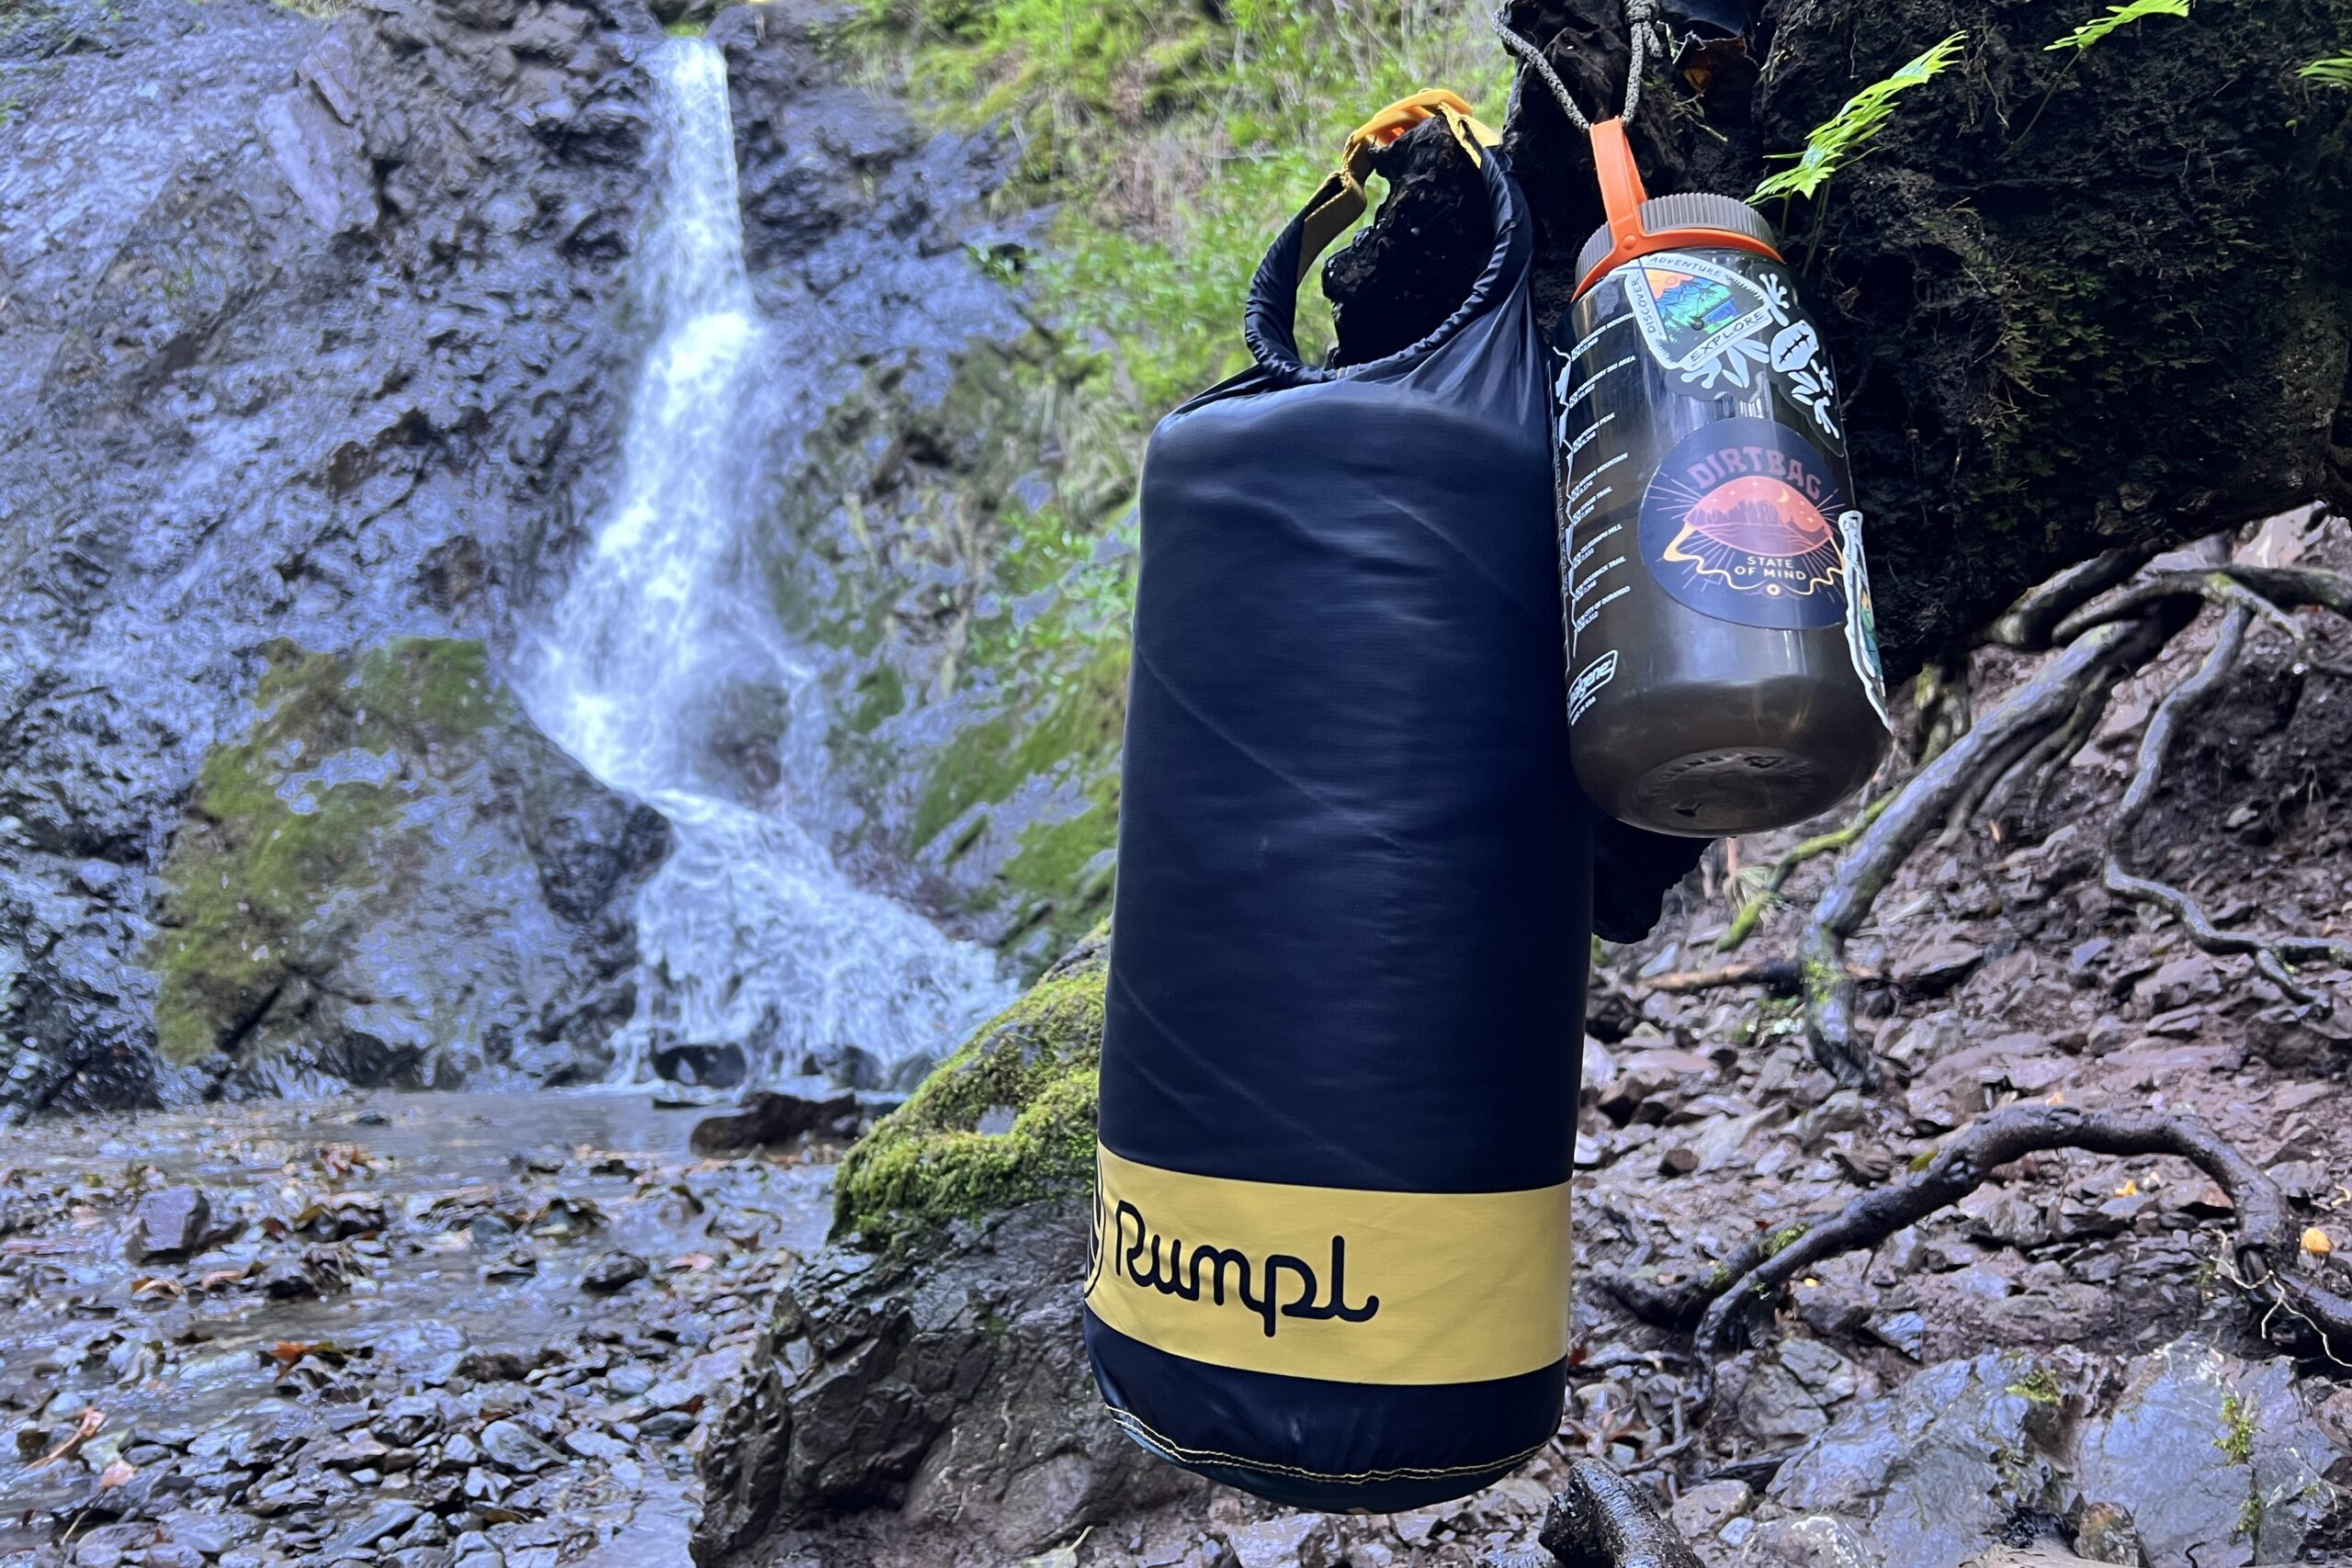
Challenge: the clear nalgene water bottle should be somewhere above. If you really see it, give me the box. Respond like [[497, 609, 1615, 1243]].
[[1558, 119, 1891, 838]]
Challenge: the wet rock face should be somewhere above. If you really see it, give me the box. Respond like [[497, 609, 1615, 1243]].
[[710, 4, 1126, 974], [0, 0, 664, 1112], [695, 1201, 1201, 1568], [146, 640, 668, 1096]]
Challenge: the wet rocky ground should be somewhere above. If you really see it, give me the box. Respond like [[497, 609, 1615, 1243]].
[[0, 1091, 841, 1568]]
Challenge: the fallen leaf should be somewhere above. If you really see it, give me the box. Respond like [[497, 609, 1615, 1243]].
[[668, 1253, 718, 1273], [98, 1460, 135, 1490], [28, 1408, 105, 1470], [2306, 1227, 2335, 1257]]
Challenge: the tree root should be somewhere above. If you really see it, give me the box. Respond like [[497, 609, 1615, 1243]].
[[1907, 654, 1974, 763], [2055, 561, 2352, 642], [2102, 605, 2352, 1003], [1715, 795, 1895, 954], [1665, 1104, 2352, 1419], [1987, 541, 2165, 651], [1538, 1459, 1706, 1568], [1794, 609, 2190, 1085]]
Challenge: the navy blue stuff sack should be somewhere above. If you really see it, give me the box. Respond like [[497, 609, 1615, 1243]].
[[1083, 96, 1599, 1513]]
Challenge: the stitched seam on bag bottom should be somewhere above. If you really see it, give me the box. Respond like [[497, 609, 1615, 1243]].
[[1108, 1406, 1545, 1485]]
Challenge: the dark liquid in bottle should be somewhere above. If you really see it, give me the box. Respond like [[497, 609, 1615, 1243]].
[[1558, 247, 1891, 838]]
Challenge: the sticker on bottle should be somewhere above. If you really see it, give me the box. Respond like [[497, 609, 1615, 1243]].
[[1619, 255, 1776, 390], [1639, 418, 1851, 631], [1838, 510, 1893, 731]]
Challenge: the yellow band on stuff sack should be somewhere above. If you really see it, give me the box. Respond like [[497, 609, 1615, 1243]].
[[1084, 1144, 1571, 1386]]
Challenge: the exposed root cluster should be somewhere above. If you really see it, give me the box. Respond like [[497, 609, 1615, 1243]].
[[1599, 1103, 2352, 1424], [1644, 537, 2352, 1084]]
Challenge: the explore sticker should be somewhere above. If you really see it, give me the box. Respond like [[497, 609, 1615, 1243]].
[[1620, 254, 1776, 389], [1640, 418, 1850, 631]]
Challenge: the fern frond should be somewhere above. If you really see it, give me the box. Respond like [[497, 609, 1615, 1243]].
[[2303, 54, 2352, 88], [2045, 0, 2189, 54], [1753, 31, 1966, 203]]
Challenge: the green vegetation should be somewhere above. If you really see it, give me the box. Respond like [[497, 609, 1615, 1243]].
[[148, 640, 506, 1064], [1753, 31, 1966, 205], [2219, 1393, 2257, 1464], [858, 0, 1509, 485], [2304, 55, 2352, 88], [834, 930, 1109, 1245], [824, 3, 1508, 966], [2046, 0, 2189, 54], [2007, 1367, 2064, 1405]]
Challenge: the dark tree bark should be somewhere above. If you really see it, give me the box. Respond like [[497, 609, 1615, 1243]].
[[1327, 0, 2352, 680]]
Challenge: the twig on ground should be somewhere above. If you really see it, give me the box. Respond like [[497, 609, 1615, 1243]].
[[1672, 1104, 2352, 1418], [1641, 960, 1881, 997], [1540, 1458, 1707, 1568], [1796, 609, 2189, 1084], [2101, 604, 2352, 1003]]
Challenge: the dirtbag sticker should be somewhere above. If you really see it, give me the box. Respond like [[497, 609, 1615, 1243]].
[[1640, 417, 1850, 631]]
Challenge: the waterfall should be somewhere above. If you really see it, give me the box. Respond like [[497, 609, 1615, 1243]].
[[523, 39, 1014, 1090]]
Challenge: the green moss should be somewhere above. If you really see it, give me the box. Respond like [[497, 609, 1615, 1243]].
[[845, 663, 908, 737], [911, 646, 1127, 848], [2219, 1392, 2257, 1465], [2007, 1367, 2064, 1405], [147, 639, 509, 1065], [834, 930, 1108, 1245]]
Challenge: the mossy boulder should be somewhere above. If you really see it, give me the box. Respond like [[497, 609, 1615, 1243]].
[[834, 924, 1107, 1246], [147, 638, 668, 1095]]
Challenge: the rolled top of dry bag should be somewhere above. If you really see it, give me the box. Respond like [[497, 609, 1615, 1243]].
[[1559, 119, 1892, 837], [1086, 93, 1589, 1515]]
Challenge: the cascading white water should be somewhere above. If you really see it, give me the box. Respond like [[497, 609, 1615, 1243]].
[[524, 39, 1013, 1089]]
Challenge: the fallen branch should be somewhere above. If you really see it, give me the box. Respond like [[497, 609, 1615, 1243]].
[[2102, 604, 2352, 1003], [1797, 608, 2190, 1084], [1677, 1103, 2352, 1418], [1539, 1459, 1706, 1568], [27, 1408, 106, 1471], [1642, 960, 1880, 997]]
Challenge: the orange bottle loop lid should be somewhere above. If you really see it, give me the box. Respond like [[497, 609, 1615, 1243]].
[[1572, 118, 1784, 299]]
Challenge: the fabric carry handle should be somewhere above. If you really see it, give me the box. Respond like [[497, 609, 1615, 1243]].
[[1295, 90, 1503, 282], [1244, 91, 1523, 384]]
